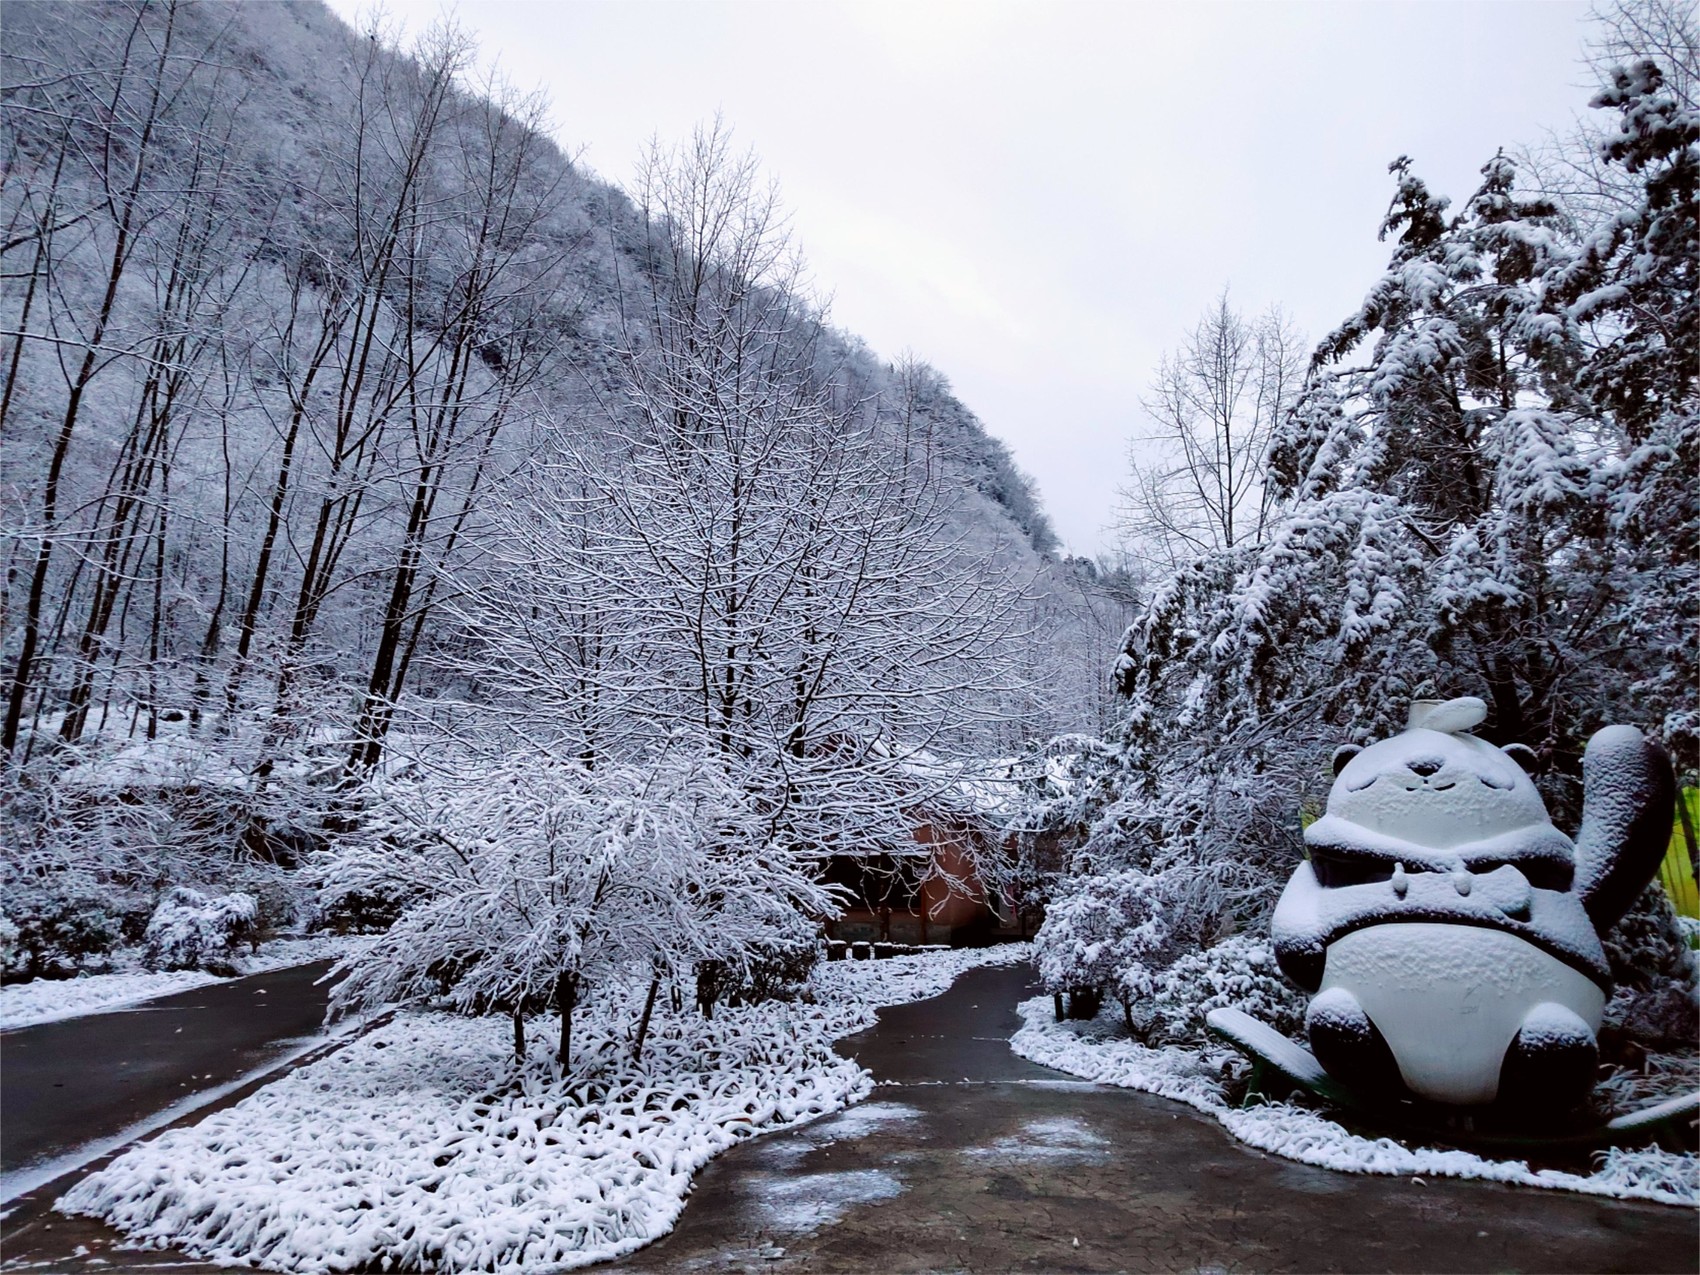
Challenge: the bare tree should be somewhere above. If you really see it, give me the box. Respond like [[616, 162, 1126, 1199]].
[[53, 90, 260, 747], [1589, 0, 1697, 107], [1517, 0, 1697, 222], [1117, 293, 1304, 571], [451, 121, 1028, 874], [2, 0, 186, 757]]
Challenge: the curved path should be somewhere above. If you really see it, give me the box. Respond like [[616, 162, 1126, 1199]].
[[2, 959, 342, 1188], [616, 962, 1695, 1274]]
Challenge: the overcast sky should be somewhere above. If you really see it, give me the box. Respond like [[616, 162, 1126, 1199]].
[[324, 0, 1600, 555]]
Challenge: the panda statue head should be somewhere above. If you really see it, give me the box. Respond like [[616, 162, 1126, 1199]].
[[1307, 697, 1574, 893]]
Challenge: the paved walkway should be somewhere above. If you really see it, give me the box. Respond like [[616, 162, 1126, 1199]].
[[617, 963, 1696, 1273], [0, 960, 348, 1270]]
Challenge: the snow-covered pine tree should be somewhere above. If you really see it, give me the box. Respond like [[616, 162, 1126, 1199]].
[[1106, 39, 1695, 916]]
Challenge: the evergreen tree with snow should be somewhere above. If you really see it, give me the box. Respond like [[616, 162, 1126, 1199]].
[[1105, 37, 1695, 920]]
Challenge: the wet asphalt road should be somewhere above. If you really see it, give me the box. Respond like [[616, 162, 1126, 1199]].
[[616, 962, 1698, 1274], [1, 960, 339, 1181]]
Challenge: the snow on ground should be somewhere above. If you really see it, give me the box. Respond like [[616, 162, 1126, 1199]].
[[965, 1114, 1111, 1164], [0, 968, 221, 1031], [752, 1168, 904, 1234], [0, 935, 371, 1031], [58, 944, 1030, 1273], [1009, 996, 1699, 1208]]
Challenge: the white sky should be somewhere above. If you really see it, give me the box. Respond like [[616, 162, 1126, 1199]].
[[324, 0, 1599, 555]]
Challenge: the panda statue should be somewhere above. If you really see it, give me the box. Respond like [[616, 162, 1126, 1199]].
[[1270, 696, 1675, 1111]]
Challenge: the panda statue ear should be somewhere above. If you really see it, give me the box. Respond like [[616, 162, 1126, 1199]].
[[1501, 742, 1540, 774], [1332, 744, 1362, 776]]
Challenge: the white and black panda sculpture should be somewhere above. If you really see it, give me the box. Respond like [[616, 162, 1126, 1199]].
[[1271, 696, 1675, 1111]]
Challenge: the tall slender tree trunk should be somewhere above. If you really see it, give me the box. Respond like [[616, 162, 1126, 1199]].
[[632, 973, 661, 1063], [556, 970, 580, 1068]]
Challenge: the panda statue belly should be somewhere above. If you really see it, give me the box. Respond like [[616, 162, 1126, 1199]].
[[1318, 923, 1605, 1105], [1268, 696, 1672, 1112]]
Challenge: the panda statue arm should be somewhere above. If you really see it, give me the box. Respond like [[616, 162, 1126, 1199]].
[[1572, 726, 1676, 934]]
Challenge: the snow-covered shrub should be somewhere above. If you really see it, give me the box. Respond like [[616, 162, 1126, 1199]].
[[1604, 882, 1696, 988], [322, 749, 835, 1063], [141, 888, 259, 974], [1598, 883, 1699, 1055], [0, 734, 329, 980], [0, 873, 144, 981], [1034, 866, 1224, 1029], [695, 914, 822, 1015], [1034, 870, 1136, 1017], [314, 875, 419, 934], [1148, 933, 1307, 1045]]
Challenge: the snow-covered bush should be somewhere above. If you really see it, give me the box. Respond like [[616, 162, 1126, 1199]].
[[1604, 882, 1696, 988], [312, 880, 414, 934], [141, 888, 259, 973], [1599, 883, 1700, 1054], [695, 913, 823, 1016], [0, 872, 144, 981], [1148, 933, 1307, 1045], [1034, 866, 1224, 1029], [321, 749, 836, 1063], [0, 733, 327, 980]]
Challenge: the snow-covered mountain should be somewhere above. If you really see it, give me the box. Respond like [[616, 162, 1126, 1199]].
[[0, 0, 1070, 764]]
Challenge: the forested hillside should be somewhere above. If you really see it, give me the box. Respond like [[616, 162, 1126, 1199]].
[[1, 0, 1126, 975]]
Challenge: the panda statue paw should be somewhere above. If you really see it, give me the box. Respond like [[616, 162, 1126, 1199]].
[[1305, 987, 1405, 1098], [1498, 1002, 1600, 1114]]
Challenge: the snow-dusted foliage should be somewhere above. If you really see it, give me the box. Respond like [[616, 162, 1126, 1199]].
[[0, 723, 339, 981], [1034, 867, 1226, 1030], [1149, 933, 1307, 1045], [321, 748, 835, 1058], [1102, 37, 1697, 961], [58, 945, 1028, 1272], [0, 2, 1055, 981], [141, 887, 257, 973], [429, 123, 1033, 926]]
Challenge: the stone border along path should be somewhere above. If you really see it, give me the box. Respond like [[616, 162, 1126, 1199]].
[[1, 960, 1692, 1272], [613, 962, 1695, 1274]]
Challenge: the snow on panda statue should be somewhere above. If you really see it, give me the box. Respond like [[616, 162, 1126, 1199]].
[[1271, 696, 1675, 1110]]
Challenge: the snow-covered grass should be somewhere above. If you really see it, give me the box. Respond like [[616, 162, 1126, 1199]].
[[1009, 996, 1699, 1208], [57, 944, 1029, 1272], [0, 935, 370, 1030]]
